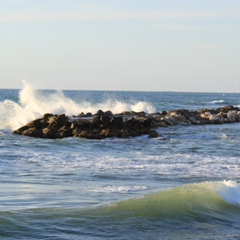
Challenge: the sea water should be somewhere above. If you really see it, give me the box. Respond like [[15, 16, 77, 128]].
[[0, 82, 240, 239]]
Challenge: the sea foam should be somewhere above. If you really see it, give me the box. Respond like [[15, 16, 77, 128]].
[[0, 80, 155, 130], [212, 180, 240, 206], [210, 100, 226, 104]]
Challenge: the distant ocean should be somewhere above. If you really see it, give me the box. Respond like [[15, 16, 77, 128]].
[[0, 82, 239, 239]]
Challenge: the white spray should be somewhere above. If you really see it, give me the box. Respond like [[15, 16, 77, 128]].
[[0, 81, 156, 130], [212, 180, 240, 206]]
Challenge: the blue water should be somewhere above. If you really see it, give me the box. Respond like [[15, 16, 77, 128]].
[[0, 83, 240, 239]]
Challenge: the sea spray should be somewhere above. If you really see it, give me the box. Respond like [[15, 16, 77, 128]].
[[212, 180, 240, 206], [0, 81, 156, 130], [0, 100, 18, 129]]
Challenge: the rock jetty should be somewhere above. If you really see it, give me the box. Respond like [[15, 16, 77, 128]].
[[12, 105, 240, 139]]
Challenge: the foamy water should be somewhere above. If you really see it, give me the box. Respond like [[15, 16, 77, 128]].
[[212, 180, 240, 206]]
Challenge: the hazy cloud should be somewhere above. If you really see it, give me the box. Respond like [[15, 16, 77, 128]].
[[0, 7, 239, 23], [198, 44, 218, 50]]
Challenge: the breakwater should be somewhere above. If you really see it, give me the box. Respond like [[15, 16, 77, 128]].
[[12, 105, 239, 139]]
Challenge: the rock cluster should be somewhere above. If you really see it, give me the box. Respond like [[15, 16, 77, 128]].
[[12, 105, 240, 139], [151, 105, 240, 127]]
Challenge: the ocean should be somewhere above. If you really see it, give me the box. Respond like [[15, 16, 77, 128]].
[[0, 82, 239, 239]]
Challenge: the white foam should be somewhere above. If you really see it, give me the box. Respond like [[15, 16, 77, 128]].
[[0, 80, 156, 130], [212, 180, 240, 206], [90, 185, 148, 193], [210, 100, 226, 104]]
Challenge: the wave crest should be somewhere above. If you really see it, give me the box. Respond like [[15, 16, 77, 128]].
[[212, 180, 240, 206], [88, 181, 240, 221]]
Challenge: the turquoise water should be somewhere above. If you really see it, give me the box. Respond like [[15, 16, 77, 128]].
[[0, 83, 239, 239]]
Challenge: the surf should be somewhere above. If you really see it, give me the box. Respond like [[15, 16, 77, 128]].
[[84, 181, 240, 223], [1, 181, 239, 222], [0, 181, 239, 239], [0, 81, 155, 130]]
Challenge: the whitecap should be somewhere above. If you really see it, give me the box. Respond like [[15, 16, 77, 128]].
[[90, 185, 148, 193], [212, 180, 240, 206]]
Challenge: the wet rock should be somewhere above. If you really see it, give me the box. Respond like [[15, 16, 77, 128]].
[[189, 116, 201, 125], [228, 110, 238, 122], [148, 130, 159, 138], [165, 112, 190, 126], [22, 128, 43, 138], [218, 105, 238, 113]]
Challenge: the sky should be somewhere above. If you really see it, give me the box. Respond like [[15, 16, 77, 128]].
[[0, 0, 239, 92]]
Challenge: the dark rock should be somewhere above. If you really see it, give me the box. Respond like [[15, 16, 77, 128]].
[[26, 118, 43, 129], [43, 113, 54, 119], [83, 112, 93, 117], [23, 128, 43, 138], [161, 110, 167, 115], [12, 125, 29, 134], [148, 130, 159, 138], [104, 110, 114, 117], [90, 116, 102, 128], [96, 110, 105, 116], [217, 105, 238, 113]]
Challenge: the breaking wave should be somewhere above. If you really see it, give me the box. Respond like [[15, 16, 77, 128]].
[[0, 181, 239, 239], [88, 180, 240, 219], [0, 81, 155, 130], [210, 99, 230, 105]]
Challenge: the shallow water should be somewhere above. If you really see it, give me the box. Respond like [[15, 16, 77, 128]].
[[0, 83, 239, 239]]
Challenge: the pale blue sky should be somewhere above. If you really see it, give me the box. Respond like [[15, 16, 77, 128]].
[[0, 0, 239, 92]]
